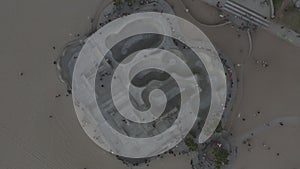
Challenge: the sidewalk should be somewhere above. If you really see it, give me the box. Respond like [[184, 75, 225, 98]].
[[267, 22, 300, 46]]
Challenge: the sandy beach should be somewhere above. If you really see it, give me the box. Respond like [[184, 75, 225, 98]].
[[0, 0, 299, 169]]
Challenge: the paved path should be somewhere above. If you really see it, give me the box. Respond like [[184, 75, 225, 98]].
[[198, 0, 300, 47]]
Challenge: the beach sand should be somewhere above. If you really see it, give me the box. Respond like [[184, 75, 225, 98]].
[[0, 0, 299, 169]]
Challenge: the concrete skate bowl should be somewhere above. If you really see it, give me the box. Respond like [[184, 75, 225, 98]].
[[71, 12, 227, 159], [95, 34, 212, 139], [108, 34, 163, 64], [104, 18, 165, 64]]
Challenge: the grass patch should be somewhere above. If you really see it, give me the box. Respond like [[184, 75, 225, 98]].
[[280, 6, 300, 33], [184, 137, 199, 151], [113, 0, 122, 7], [215, 121, 223, 133], [273, 0, 284, 13], [213, 146, 230, 169], [125, 0, 134, 5]]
